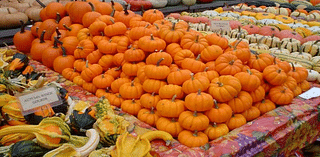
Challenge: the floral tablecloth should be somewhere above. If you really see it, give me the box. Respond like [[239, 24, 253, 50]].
[[30, 60, 320, 157]]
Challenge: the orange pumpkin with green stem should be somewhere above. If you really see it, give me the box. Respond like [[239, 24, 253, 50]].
[[53, 46, 75, 74], [140, 92, 161, 109], [204, 123, 229, 140], [42, 37, 62, 69], [121, 99, 142, 116], [208, 75, 242, 103], [156, 117, 183, 137], [184, 89, 213, 112], [182, 73, 210, 94], [30, 30, 52, 62], [156, 94, 185, 118], [254, 99, 276, 115], [178, 130, 208, 148], [13, 20, 35, 53]]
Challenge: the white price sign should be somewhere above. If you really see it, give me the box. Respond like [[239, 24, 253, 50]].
[[210, 20, 231, 32], [18, 87, 60, 111]]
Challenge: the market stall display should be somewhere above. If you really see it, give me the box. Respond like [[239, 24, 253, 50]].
[[1, 0, 320, 156]]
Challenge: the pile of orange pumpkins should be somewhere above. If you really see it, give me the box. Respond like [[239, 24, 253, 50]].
[[13, 0, 311, 147]]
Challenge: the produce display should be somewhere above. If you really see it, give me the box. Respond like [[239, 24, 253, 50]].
[[0, 0, 320, 156]]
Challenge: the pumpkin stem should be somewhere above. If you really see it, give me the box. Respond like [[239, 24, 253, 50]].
[[197, 89, 201, 95], [195, 35, 199, 43], [151, 92, 155, 96], [217, 82, 224, 87], [193, 111, 198, 117], [212, 122, 217, 127], [229, 60, 235, 65], [115, 66, 121, 71], [171, 94, 177, 102], [193, 130, 198, 137], [35, 0, 46, 7], [88, 2, 95, 11], [55, 27, 61, 40], [196, 54, 201, 61], [130, 80, 134, 86], [171, 22, 176, 31], [213, 100, 219, 109], [124, 4, 129, 15], [19, 20, 25, 33], [85, 60, 89, 68], [63, 24, 72, 31], [150, 34, 154, 40], [261, 99, 266, 103], [171, 118, 177, 122], [190, 73, 194, 80], [56, 13, 61, 23], [110, 5, 115, 17], [150, 107, 155, 114], [290, 62, 296, 72], [156, 58, 164, 66], [53, 37, 59, 48], [246, 69, 252, 75], [39, 30, 46, 43], [117, 94, 122, 98], [77, 46, 84, 50], [204, 67, 209, 72], [110, 19, 115, 24], [61, 46, 67, 57]]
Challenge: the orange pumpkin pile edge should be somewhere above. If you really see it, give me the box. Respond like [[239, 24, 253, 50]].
[[12, 0, 311, 148]]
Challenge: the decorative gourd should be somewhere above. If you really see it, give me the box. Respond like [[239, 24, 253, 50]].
[[302, 40, 320, 56], [10, 140, 51, 157], [69, 107, 96, 135], [181, 0, 196, 6], [0, 117, 70, 148], [307, 69, 320, 81]]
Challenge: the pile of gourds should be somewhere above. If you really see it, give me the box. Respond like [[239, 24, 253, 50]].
[[12, 0, 312, 148], [165, 3, 320, 78]]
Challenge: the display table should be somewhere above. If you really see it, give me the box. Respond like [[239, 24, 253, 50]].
[[29, 59, 320, 157]]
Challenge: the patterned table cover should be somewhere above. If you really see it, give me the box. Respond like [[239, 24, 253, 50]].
[[30, 60, 320, 157]]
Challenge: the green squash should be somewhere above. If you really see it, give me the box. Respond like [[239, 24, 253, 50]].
[[10, 140, 51, 157]]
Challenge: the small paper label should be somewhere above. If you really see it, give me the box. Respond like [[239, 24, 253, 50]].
[[299, 87, 320, 100], [18, 87, 60, 111], [210, 20, 230, 32]]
